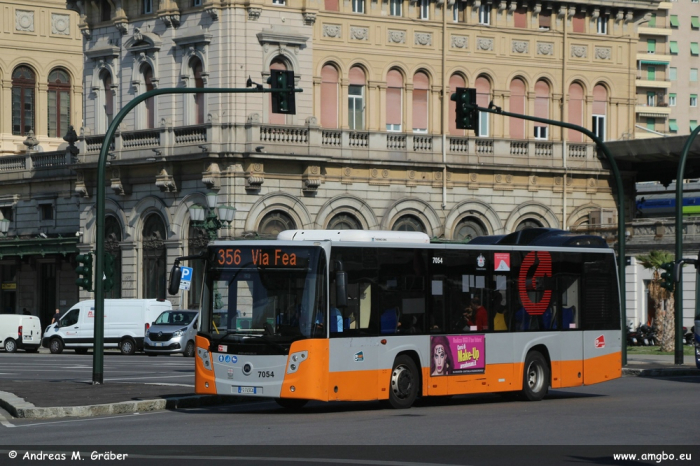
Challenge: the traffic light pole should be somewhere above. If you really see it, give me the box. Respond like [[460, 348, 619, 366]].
[[673, 125, 700, 365], [471, 104, 628, 364], [92, 86, 300, 384]]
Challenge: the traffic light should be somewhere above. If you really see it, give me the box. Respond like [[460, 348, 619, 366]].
[[103, 253, 115, 293], [451, 87, 479, 131], [659, 261, 676, 292], [267, 70, 296, 114], [76, 253, 93, 292]]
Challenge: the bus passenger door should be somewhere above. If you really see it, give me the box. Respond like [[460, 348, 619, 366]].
[[328, 282, 379, 401]]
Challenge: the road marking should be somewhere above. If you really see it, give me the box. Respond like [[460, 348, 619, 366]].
[[6, 410, 168, 428], [78, 375, 193, 382], [144, 383, 194, 388]]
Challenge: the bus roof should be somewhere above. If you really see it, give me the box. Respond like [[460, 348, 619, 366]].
[[276, 230, 431, 243], [468, 228, 609, 248]]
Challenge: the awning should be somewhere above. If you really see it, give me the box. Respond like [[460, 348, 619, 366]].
[[669, 120, 679, 131], [670, 42, 679, 54], [671, 15, 679, 27], [692, 16, 700, 28], [0, 237, 79, 259], [693, 43, 700, 55], [692, 121, 699, 131], [640, 60, 669, 65]]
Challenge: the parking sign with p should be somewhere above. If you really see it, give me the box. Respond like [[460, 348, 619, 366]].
[[179, 266, 193, 291]]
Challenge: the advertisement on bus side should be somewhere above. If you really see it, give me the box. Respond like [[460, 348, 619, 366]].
[[430, 335, 485, 376]]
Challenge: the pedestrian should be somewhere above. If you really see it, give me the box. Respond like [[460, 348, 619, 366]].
[[51, 308, 61, 325]]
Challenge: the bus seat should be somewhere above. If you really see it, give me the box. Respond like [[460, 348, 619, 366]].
[[380, 307, 398, 334]]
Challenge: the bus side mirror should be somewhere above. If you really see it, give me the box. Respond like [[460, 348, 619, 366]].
[[168, 264, 182, 296], [336, 271, 348, 307]]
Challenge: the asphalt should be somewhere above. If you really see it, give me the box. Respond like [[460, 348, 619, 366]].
[[0, 352, 697, 420]]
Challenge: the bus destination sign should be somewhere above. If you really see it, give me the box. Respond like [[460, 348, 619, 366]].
[[214, 247, 309, 268]]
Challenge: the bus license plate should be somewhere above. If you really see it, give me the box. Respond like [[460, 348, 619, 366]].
[[235, 386, 259, 395]]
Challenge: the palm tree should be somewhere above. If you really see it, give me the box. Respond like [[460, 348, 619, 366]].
[[635, 250, 675, 352]]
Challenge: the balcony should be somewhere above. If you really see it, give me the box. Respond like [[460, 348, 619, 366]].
[[635, 105, 672, 117], [638, 26, 673, 36], [636, 53, 672, 63], [64, 121, 602, 172], [0, 150, 74, 181]]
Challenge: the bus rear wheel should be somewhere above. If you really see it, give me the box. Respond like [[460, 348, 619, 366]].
[[387, 355, 419, 409], [275, 398, 308, 410], [521, 351, 549, 401]]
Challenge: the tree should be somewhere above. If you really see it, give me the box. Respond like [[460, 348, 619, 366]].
[[635, 250, 675, 352]]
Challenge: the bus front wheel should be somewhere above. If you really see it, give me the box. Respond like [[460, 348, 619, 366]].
[[521, 352, 549, 401], [387, 355, 419, 409]]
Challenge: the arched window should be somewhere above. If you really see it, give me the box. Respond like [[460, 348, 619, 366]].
[[12, 66, 35, 136], [100, 0, 111, 22], [321, 64, 339, 128], [392, 215, 425, 232], [258, 211, 296, 237], [348, 66, 366, 130], [142, 214, 166, 299], [515, 219, 543, 231], [592, 84, 607, 141], [412, 71, 429, 133], [386, 69, 403, 132], [534, 80, 550, 139], [475, 76, 490, 137], [327, 213, 362, 230], [142, 64, 155, 129], [105, 216, 122, 299], [454, 217, 486, 241], [509, 78, 526, 139], [192, 57, 205, 125], [269, 59, 287, 125], [568, 82, 584, 142], [448, 74, 465, 135], [48, 69, 71, 138], [101, 70, 114, 132]]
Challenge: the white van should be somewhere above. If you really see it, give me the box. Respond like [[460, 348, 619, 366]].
[[42, 299, 171, 355], [0, 314, 42, 353]]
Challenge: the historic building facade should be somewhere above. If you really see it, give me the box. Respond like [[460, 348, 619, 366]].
[[0, 1, 83, 324], [0, 0, 661, 324]]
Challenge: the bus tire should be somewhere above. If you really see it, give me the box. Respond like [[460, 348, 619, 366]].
[[49, 338, 64, 354], [119, 338, 136, 355], [3, 338, 17, 353], [521, 351, 549, 401], [275, 398, 308, 410], [387, 355, 419, 409]]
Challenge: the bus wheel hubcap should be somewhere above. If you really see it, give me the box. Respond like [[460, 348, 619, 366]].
[[391, 365, 412, 399], [527, 362, 542, 391]]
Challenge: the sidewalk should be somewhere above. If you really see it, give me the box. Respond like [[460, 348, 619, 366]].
[[0, 354, 697, 420]]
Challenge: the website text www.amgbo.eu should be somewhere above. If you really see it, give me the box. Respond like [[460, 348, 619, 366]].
[[614, 452, 692, 463]]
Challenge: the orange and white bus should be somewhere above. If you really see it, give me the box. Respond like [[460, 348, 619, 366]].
[[169, 228, 621, 409]]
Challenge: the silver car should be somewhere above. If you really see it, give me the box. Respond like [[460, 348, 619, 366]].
[[144, 310, 199, 357]]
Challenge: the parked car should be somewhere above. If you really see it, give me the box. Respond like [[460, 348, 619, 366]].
[[144, 310, 199, 357], [42, 299, 171, 355], [0, 314, 42, 353]]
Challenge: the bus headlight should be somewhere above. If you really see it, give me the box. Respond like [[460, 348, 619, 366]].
[[197, 347, 212, 371], [287, 351, 308, 374]]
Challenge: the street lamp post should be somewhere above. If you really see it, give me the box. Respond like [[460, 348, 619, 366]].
[[0, 219, 9, 236], [189, 192, 236, 240]]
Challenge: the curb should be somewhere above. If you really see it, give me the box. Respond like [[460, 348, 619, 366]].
[[622, 368, 700, 377], [0, 391, 244, 420]]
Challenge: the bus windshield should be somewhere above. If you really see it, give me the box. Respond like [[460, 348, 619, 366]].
[[202, 245, 326, 342]]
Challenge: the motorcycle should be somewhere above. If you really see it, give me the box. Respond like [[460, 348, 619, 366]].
[[684, 326, 694, 346], [626, 321, 639, 346]]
